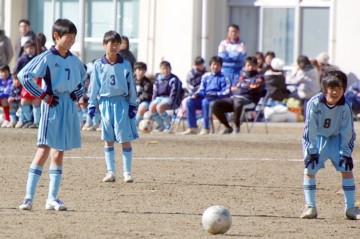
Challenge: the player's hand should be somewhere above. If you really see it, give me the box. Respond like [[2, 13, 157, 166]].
[[339, 155, 353, 171], [40, 92, 59, 107], [128, 105, 137, 119], [70, 91, 78, 101], [88, 106, 96, 119], [304, 154, 319, 170]]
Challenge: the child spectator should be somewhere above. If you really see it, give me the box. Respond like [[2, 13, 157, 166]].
[[149, 61, 183, 133], [0, 64, 12, 127], [7, 73, 22, 127], [182, 56, 231, 135], [87, 30, 139, 183], [211, 56, 266, 134], [36, 32, 47, 54], [134, 61, 153, 126], [176, 56, 207, 120], [301, 68, 360, 220], [254, 51, 266, 74], [18, 18, 86, 211], [14, 40, 41, 128]]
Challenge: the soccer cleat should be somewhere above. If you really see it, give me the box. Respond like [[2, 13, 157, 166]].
[[163, 125, 172, 134], [220, 127, 233, 134], [182, 128, 198, 135], [22, 121, 33, 128], [300, 204, 317, 219], [102, 171, 116, 182], [82, 123, 92, 131], [198, 128, 210, 135], [28, 123, 38, 129], [345, 207, 360, 220], [123, 172, 134, 183], [19, 198, 33, 210], [153, 126, 165, 133], [45, 198, 67, 211]]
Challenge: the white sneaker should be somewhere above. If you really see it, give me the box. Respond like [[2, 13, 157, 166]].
[[15, 121, 23, 128], [181, 128, 198, 135], [345, 207, 360, 220], [198, 128, 210, 135], [19, 198, 33, 210], [7, 121, 16, 128], [102, 171, 116, 182], [123, 172, 134, 183], [1, 120, 9, 128], [300, 204, 317, 219], [45, 198, 67, 211]]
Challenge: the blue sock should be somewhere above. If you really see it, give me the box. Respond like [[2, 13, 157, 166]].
[[105, 146, 115, 173], [303, 178, 316, 207], [160, 111, 171, 127], [94, 109, 101, 125], [48, 165, 62, 200], [152, 112, 164, 128], [122, 147, 132, 173], [136, 115, 143, 126], [10, 108, 17, 122], [22, 104, 32, 122], [25, 164, 43, 200], [33, 106, 40, 124], [78, 109, 83, 125], [343, 178, 355, 209]]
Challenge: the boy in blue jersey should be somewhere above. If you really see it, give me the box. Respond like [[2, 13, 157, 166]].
[[149, 61, 183, 133], [87, 30, 139, 183], [18, 18, 87, 211], [301, 68, 360, 220], [182, 56, 231, 135]]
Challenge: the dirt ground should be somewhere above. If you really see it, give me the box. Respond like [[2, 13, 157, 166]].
[[1, 122, 360, 239]]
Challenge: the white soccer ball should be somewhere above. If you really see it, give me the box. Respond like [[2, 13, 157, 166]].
[[202, 205, 232, 235], [138, 119, 153, 133]]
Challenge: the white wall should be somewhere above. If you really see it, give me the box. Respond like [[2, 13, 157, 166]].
[[138, 0, 229, 83], [333, 0, 360, 84]]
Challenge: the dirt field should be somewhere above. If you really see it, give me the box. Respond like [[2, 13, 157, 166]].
[[1, 122, 360, 239]]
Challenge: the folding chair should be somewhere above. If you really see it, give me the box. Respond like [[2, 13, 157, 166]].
[[241, 91, 269, 134]]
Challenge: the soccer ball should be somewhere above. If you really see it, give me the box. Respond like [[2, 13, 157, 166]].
[[202, 205, 232, 235], [138, 119, 153, 133]]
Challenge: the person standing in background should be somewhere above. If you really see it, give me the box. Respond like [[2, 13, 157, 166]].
[[15, 19, 36, 60], [218, 24, 247, 86], [0, 28, 14, 65]]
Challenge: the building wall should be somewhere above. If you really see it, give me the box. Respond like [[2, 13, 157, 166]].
[[334, 0, 360, 85], [138, 0, 229, 83]]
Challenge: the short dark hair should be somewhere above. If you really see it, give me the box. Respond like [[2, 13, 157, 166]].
[[209, 56, 223, 66], [160, 61, 171, 69], [194, 56, 205, 65], [0, 64, 10, 73], [18, 19, 30, 26], [321, 67, 347, 92], [134, 62, 147, 71], [52, 18, 77, 41], [24, 40, 36, 49], [228, 24, 239, 32], [297, 55, 311, 70], [103, 30, 121, 44], [265, 51, 276, 58], [244, 56, 258, 67]]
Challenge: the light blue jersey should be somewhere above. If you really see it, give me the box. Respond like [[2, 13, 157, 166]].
[[88, 54, 138, 143], [18, 46, 87, 150], [303, 92, 355, 173]]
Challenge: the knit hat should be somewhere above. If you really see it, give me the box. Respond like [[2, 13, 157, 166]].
[[316, 52, 329, 64], [271, 58, 285, 71]]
